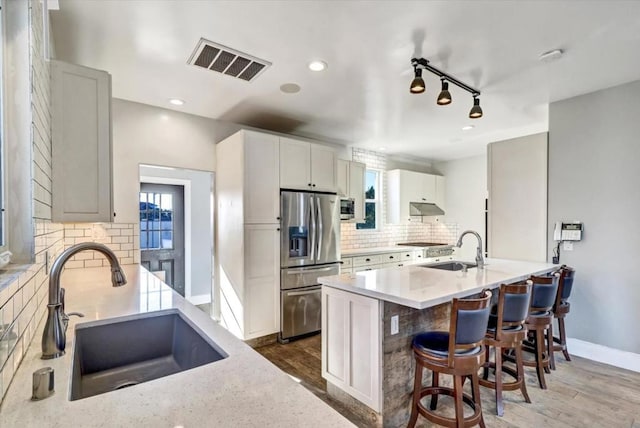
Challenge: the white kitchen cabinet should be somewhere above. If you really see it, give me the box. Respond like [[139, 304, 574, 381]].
[[280, 137, 337, 192], [386, 169, 445, 224], [337, 159, 349, 196], [244, 132, 280, 224], [245, 224, 280, 338], [336, 160, 366, 222], [51, 60, 113, 222], [349, 161, 366, 222], [216, 130, 281, 340], [322, 286, 382, 412]]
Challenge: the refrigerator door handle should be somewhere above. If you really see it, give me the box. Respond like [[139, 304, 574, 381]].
[[316, 195, 323, 261], [308, 195, 316, 261]]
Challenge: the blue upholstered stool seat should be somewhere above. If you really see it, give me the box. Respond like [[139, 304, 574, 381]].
[[412, 331, 482, 357]]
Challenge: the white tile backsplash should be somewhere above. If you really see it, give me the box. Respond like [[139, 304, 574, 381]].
[[62, 223, 140, 268], [341, 148, 459, 250]]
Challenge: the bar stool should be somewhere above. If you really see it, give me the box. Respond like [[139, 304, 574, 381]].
[[479, 281, 532, 416], [408, 290, 492, 428], [520, 273, 559, 389], [552, 266, 575, 365]]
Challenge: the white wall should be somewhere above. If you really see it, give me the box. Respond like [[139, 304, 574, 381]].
[[435, 155, 487, 260], [139, 165, 214, 303], [488, 133, 548, 262], [549, 80, 640, 354], [112, 99, 240, 223]]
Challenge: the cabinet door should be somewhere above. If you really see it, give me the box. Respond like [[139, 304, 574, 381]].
[[435, 175, 446, 211], [244, 132, 280, 223], [349, 161, 366, 222], [422, 174, 437, 203], [321, 286, 381, 412], [311, 144, 337, 192], [336, 159, 349, 197], [51, 60, 113, 222], [280, 137, 311, 191], [245, 224, 280, 338]]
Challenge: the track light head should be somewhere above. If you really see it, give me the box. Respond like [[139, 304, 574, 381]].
[[437, 79, 452, 105], [410, 67, 425, 94], [469, 95, 483, 119]]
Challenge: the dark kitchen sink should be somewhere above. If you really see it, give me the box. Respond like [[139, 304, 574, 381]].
[[70, 309, 227, 401], [419, 261, 477, 271]]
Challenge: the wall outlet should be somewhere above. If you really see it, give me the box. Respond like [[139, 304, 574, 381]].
[[390, 315, 399, 335], [563, 241, 574, 251]]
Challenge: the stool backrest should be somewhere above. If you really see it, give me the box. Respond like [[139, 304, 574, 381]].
[[495, 281, 532, 340], [529, 273, 560, 314], [448, 289, 492, 365], [559, 265, 575, 301]]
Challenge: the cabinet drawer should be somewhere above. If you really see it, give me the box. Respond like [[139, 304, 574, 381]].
[[341, 257, 353, 268], [341, 267, 353, 274], [401, 252, 413, 261], [384, 262, 406, 268], [381, 252, 402, 263], [353, 255, 383, 267], [354, 264, 383, 273]]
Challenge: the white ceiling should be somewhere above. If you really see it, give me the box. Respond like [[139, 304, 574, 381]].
[[50, 1, 640, 160]]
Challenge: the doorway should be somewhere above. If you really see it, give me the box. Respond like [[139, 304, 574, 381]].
[[139, 183, 186, 295]]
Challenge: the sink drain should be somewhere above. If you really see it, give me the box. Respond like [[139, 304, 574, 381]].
[[113, 381, 139, 390]]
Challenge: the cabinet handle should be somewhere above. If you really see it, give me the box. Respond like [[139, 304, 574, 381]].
[[312, 184, 316, 187], [422, 198, 426, 201], [308, 183, 312, 187], [276, 228, 281, 231], [365, 258, 371, 262], [389, 256, 394, 259], [406, 254, 410, 257], [277, 217, 281, 220]]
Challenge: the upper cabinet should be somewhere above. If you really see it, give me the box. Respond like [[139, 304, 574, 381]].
[[280, 137, 337, 192], [243, 132, 280, 224], [386, 169, 446, 224], [337, 159, 366, 222], [51, 60, 113, 222]]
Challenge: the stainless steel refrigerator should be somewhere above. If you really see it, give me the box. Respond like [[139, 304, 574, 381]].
[[280, 191, 340, 341]]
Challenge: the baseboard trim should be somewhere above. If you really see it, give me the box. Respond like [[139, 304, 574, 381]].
[[567, 337, 640, 373], [188, 294, 211, 305]]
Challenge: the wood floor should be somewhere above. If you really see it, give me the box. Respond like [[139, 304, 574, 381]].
[[256, 335, 640, 428]]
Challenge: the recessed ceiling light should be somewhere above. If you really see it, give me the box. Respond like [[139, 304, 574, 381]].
[[308, 60, 327, 72], [169, 98, 185, 106], [462, 125, 475, 131], [280, 83, 301, 94], [378, 147, 387, 151], [539, 49, 564, 63]]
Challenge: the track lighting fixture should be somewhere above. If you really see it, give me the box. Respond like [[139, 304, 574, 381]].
[[410, 57, 483, 118], [437, 79, 451, 105], [410, 66, 425, 94], [469, 95, 483, 119]]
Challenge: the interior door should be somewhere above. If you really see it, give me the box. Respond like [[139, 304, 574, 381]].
[[139, 183, 185, 295]]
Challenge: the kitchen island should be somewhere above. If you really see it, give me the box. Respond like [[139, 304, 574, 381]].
[[318, 258, 557, 427], [0, 265, 353, 427]]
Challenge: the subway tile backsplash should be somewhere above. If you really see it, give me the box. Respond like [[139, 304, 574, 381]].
[[62, 223, 140, 268], [341, 148, 459, 250]]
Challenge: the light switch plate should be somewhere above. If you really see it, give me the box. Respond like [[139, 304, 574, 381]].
[[391, 315, 399, 335], [563, 241, 574, 251]]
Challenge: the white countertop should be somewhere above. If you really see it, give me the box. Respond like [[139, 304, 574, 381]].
[[319, 258, 558, 309], [0, 265, 353, 427]]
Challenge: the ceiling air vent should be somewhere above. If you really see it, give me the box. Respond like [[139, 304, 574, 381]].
[[187, 38, 271, 82]]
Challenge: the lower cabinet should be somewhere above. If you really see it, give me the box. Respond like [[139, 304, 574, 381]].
[[321, 286, 382, 412]]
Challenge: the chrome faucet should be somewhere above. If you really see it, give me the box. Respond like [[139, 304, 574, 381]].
[[41, 242, 127, 359], [456, 230, 485, 270]]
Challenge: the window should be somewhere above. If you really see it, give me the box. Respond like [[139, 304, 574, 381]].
[[356, 169, 380, 230], [139, 192, 174, 250]]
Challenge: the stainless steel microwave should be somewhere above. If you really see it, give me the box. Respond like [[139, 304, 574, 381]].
[[340, 198, 355, 220]]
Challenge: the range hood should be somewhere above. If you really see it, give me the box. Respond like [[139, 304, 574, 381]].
[[409, 202, 445, 217]]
